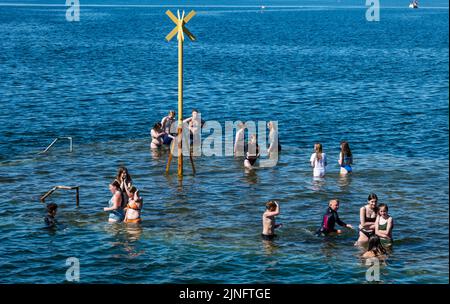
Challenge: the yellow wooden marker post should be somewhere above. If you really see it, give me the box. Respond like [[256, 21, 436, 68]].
[[165, 9, 196, 178]]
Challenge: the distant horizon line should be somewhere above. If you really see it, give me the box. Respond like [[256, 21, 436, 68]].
[[0, 3, 448, 9]]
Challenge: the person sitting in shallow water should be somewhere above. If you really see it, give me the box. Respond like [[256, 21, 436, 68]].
[[262, 200, 282, 241], [124, 186, 143, 224], [44, 203, 58, 228], [362, 235, 387, 259], [316, 199, 353, 236], [355, 193, 379, 245]]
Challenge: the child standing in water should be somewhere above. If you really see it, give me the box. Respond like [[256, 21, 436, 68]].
[[317, 199, 353, 235], [375, 203, 394, 244], [124, 186, 143, 224], [44, 203, 58, 228], [310, 143, 327, 178], [338, 141, 353, 174], [262, 200, 282, 240]]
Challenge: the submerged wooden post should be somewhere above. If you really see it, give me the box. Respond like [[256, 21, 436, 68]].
[[165, 9, 196, 178]]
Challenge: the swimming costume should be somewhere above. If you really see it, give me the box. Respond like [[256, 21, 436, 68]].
[[162, 133, 173, 145], [108, 195, 124, 222], [317, 207, 347, 235], [341, 154, 353, 172], [261, 234, 276, 241], [360, 228, 374, 238], [246, 143, 259, 166], [378, 218, 388, 231], [124, 217, 142, 224], [364, 206, 377, 223]]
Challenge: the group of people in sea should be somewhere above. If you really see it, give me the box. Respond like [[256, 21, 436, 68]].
[[103, 167, 143, 224], [262, 194, 394, 259], [150, 110, 280, 169], [44, 110, 394, 261], [150, 109, 205, 150]]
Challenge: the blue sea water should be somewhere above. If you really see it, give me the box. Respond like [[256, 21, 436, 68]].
[[0, 0, 448, 283]]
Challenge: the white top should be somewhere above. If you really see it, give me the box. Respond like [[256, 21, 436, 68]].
[[310, 152, 327, 177]]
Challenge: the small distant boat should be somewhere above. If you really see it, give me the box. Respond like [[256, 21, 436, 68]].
[[409, 1, 419, 8]]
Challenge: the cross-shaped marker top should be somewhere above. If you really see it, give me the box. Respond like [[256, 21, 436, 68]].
[[166, 10, 196, 42]]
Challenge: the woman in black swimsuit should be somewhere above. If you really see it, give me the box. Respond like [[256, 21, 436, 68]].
[[244, 134, 260, 169], [355, 193, 379, 245]]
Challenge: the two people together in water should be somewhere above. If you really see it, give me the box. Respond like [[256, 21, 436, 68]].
[[310, 141, 353, 178], [103, 167, 143, 224], [151, 109, 205, 150]]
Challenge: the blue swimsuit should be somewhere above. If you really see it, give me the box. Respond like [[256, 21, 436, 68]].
[[341, 155, 353, 172], [108, 195, 124, 222]]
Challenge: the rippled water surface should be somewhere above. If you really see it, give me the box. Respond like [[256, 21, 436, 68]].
[[0, 1, 448, 283]]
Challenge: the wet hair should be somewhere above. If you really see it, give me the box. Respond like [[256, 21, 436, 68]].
[[367, 235, 387, 255], [116, 167, 132, 184], [266, 200, 278, 211], [153, 122, 162, 131], [329, 199, 340, 206], [47, 203, 58, 213], [169, 110, 175, 115], [314, 143, 323, 160], [129, 186, 138, 194], [110, 180, 121, 189], [368, 193, 378, 201], [192, 109, 199, 113], [340, 141, 352, 157], [378, 203, 389, 213]]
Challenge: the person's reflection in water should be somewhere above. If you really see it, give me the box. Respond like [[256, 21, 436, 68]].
[[320, 238, 339, 258], [151, 147, 163, 160], [105, 223, 145, 258], [338, 173, 352, 190], [124, 224, 145, 257], [262, 238, 280, 255], [244, 169, 258, 185], [311, 176, 326, 191]]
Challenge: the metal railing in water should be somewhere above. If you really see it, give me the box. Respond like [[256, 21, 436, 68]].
[[40, 186, 80, 207], [39, 137, 73, 154]]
